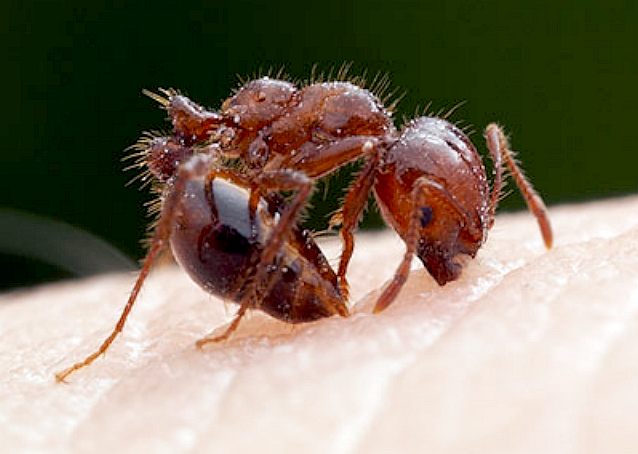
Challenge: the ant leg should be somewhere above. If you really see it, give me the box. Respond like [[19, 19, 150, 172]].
[[249, 170, 349, 317], [195, 304, 249, 348], [282, 136, 382, 178], [485, 124, 553, 249], [286, 136, 384, 299], [250, 170, 348, 317], [247, 170, 314, 278], [484, 128, 504, 229], [196, 169, 346, 349], [193, 169, 262, 349], [55, 240, 164, 382], [373, 177, 471, 313], [330, 150, 381, 300], [54, 168, 190, 382]]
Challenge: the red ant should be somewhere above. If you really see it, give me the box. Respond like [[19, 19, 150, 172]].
[[55, 70, 552, 382]]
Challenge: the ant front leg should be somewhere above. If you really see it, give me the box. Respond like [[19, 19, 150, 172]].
[[55, 239, 164, 382], [54, 167, 192, 382], [373, 177, 475, 314]]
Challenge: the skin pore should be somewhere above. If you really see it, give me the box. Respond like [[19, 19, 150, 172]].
[[2, 195, 638, 453]]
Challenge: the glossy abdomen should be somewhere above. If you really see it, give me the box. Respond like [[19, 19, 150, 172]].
[[169, 175, 347, 322]]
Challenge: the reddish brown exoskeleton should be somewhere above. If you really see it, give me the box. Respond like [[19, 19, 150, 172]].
[[55, 70, 552, 381]]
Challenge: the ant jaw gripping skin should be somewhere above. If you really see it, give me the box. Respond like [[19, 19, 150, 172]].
[[372, 117, 552, 313], [374, 117, 489, 287], [415, 240, 475, 286]]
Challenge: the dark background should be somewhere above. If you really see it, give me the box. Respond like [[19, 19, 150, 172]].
[[2, 0, 637, 289]]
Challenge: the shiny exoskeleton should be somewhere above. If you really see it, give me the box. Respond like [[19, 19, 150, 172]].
[[171, 172, 347, 322], [55, 73, 552, 381]]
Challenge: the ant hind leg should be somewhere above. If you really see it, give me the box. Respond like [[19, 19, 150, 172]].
[[54, 168, 192, 382], [484, 124, 553, 248], [55, 239, 165, 383]]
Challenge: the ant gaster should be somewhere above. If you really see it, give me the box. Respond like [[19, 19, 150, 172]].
[[55, 71, 552, 382]]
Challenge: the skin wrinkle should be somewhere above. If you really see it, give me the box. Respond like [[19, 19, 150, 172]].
[[343, 247, 538, 450], [557, 250, 637, 450], [578, 290, 638, 453], [575, 229, 638, 372], [338, 356, 411, 453], [360, 223, 638, 452], [2, 196, 638, 452]]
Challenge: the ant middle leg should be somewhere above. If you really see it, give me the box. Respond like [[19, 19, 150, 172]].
[[287, 136, 384, 300], [330, 147, 381, 300], [248, 170, 348, 318]]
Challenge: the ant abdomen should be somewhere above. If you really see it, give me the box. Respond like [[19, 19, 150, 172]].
[[170, 174, 348, 323], [374, 117, 490, 285]]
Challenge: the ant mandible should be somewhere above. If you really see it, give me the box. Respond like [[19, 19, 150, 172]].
[[55, 69, 552, 382]]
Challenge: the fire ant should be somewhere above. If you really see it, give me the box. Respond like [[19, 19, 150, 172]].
[[55, 69, 553, 382]]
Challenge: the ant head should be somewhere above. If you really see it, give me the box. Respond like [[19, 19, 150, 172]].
[[375, 180, 484, 285], [221, 77, 296, 130], [374, 115, 491, 286], [414, 225, 483, 285]]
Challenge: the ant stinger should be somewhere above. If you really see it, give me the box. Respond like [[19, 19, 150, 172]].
[[55, 68, 553, 382]]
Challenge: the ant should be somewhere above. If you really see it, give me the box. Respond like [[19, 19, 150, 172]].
[[55, 69, 553, 382]]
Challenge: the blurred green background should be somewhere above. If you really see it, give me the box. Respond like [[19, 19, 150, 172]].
[[1, 0, 637, 289]]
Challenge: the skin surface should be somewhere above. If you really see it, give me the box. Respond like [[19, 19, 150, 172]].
[[2, 196, 638, 453]]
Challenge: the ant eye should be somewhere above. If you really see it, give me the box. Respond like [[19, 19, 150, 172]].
[[420, 206, 433, 227]]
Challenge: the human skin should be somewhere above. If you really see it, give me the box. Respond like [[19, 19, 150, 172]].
[[1, 196, 638, 453]]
